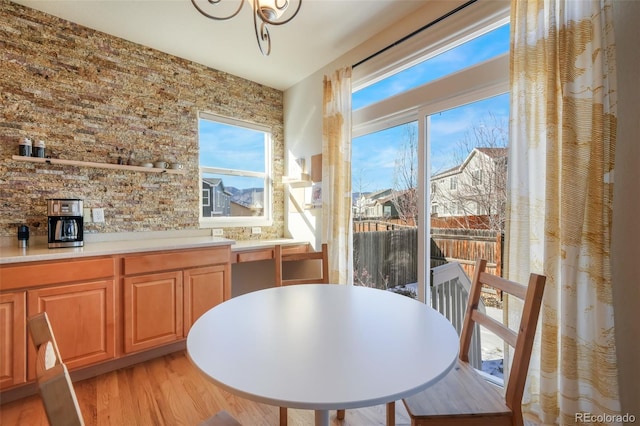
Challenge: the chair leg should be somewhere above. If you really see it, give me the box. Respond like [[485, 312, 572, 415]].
[[279, 407, 287, 426], [386, 401, 395, 426]]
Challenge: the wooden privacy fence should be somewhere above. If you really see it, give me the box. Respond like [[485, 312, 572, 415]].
[[430, 228, 503, 277], [353, 228, 418, 289], [353, 226, 503, 289]]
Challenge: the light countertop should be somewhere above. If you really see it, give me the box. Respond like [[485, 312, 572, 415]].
[[0, 235, 233, 265], [0, 231, 310, 265]]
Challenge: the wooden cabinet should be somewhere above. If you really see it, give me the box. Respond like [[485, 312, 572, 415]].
[[122, 247, 230, 354], [184, 265, 227, 334], [0, 292, 26, 390], [0, 256, 116, 384], [123, 271, 183, 353], [0, 243, 232, 397], [27, 279, 116, 380]]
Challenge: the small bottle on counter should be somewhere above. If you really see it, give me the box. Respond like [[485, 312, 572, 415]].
[[19, 138, 32, 156], [33, 140, 46, 158], [17, 224, 29, 248]]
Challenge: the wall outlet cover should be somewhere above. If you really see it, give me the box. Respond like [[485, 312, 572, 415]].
[[212, 229, 224, 236], [251, 227, 262, 235], [92, 208, 105, 223]]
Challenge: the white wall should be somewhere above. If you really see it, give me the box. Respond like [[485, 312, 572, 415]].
[[612, 0, 640, 419]]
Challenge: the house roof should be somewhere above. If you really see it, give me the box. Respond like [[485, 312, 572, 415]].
[[475, 147, 508, 159], [432, 147, 508, 179]]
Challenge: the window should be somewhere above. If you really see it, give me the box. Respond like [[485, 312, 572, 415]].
[[198, 112, 272, 227], [202, 189, 210, 207], [472, 169, 483, 186], [450, 177, 458, 190], [353, 24, 511, 110], [350, 2, 510, 383]]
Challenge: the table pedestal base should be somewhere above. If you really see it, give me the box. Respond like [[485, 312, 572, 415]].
[[315, 409, 329, 426]]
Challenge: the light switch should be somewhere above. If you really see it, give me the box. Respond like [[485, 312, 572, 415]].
[[83, 208, 92, 223]]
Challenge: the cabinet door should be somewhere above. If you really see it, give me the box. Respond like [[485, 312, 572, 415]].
[[0, 292, 26, 390], [27, 280, 116, 379], [183, 264, 230, 334], [123, 271, 183, 354]]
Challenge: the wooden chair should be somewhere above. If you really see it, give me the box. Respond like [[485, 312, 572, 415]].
[[27, 312, 85, 426], [274, 243, 345, 425], [274, 243, 329, 286], [402, 258, 546, 426], [28, 312, 240, 426]]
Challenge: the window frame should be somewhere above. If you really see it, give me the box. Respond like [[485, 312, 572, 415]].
[[351, 1, 510, 305], [198, 112, 273, 228]]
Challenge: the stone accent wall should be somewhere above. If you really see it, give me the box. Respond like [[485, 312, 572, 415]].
[[0, 0, 284, 240]]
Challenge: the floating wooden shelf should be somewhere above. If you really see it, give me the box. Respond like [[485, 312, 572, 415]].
[[282, 175, 312, 187], [11, 155, 186, 175]]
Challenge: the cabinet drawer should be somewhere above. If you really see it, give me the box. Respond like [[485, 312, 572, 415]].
[[235, 248, 274, 263], [0, 257, 115, 291], [123, 247, 230, 276]]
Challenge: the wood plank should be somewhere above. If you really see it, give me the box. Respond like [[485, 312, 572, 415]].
[[480, 272, 527, 300]]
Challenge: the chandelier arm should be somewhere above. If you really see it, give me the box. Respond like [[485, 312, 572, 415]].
[[257, 0, 302, 25], [191, 0, 245, 21], [253, 7, 271, 56]]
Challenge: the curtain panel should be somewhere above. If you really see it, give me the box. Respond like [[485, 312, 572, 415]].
[[507, 0, 620, 424], [322, 67, 353, 285]]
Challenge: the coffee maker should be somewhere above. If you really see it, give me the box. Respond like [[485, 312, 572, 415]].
[[47, 199, 84, 248]]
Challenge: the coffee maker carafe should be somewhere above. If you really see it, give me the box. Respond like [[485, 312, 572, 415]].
[[47, 199, 84, 248]]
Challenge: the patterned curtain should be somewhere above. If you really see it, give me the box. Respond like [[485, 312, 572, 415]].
[[507, 1, 620, 424], [322, 67, 353, 285]]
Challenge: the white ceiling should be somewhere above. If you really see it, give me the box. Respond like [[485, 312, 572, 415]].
[[11, 0, 429, 90]]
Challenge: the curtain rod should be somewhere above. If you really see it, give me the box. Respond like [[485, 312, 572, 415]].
[[352, 0, 478, 69]]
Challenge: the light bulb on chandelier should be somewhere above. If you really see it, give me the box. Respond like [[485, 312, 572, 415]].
[[191, 0, 302, 56]]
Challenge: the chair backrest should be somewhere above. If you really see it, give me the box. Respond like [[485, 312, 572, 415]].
[[274, 243, 329, 286], [459, 259, 546, 416], [27, 312, 85, 426]]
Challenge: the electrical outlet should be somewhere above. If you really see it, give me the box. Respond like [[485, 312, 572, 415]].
[[212, 229, 224, 236], [92, 208, 105, 223], [251, 227, 262, 235]]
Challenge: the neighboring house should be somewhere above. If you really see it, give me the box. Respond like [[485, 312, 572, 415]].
[[430, 148, 507, 229], [353, 189, 393, 219], [230, 189, 264, 217], [202, 178, 232, 217]]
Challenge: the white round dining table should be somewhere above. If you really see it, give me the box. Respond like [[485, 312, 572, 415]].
[[186, 284, 459, 426]]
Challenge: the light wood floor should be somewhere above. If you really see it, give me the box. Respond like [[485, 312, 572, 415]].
[[0, 351, 412, 425]]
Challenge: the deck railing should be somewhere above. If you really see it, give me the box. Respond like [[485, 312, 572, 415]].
[[430, 262, 484, 370]]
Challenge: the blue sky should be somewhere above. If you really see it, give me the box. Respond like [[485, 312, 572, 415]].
[[199, 118, 266, 188], [352, 24, 510, 192]]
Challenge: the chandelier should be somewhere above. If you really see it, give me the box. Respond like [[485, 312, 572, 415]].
[[191, 0, 302, 56]]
